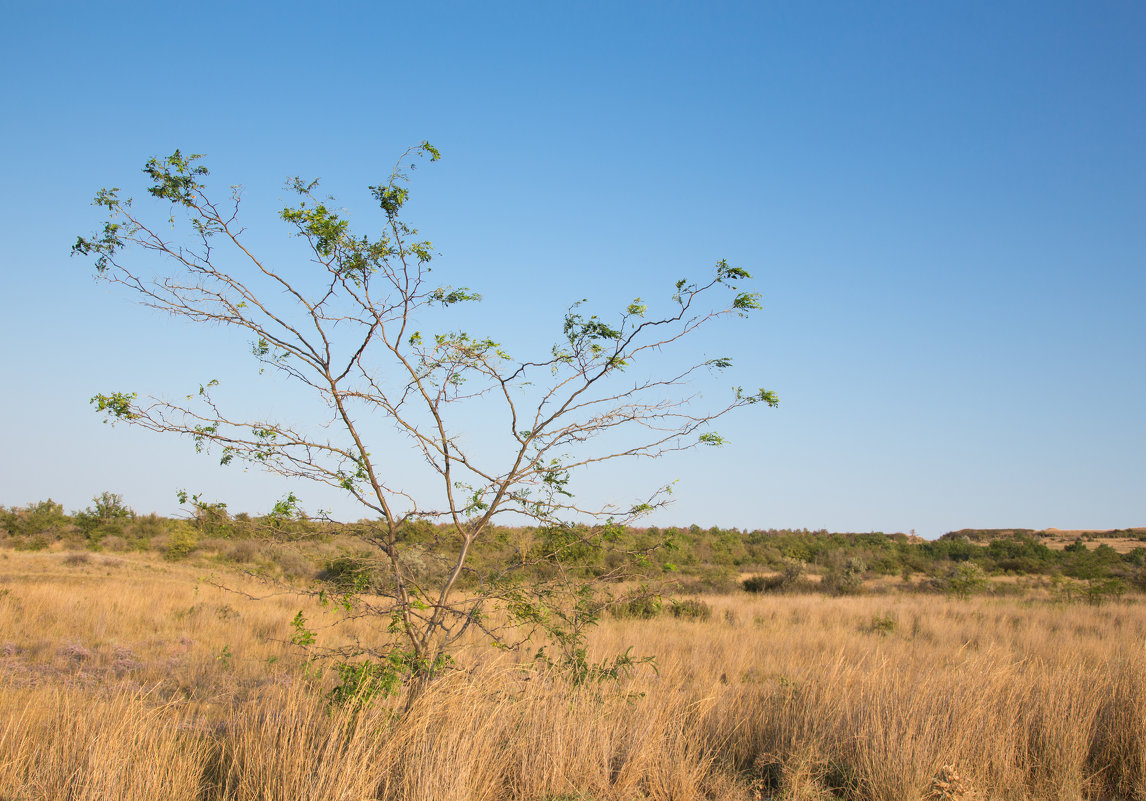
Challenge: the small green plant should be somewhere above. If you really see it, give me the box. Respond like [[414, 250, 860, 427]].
[[534, 644, 654, 687], [329, 651, 455, 707], [329, 660, 400, 707], [866, 614, 897, 636], [290, 611, 316, 647]]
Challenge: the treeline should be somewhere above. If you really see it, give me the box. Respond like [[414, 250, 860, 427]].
[[3, 495, 1145, 596], [636, 525, 1146, 593]]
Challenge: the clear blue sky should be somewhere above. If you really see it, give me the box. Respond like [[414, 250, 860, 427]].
[[2, 2, 1143, 537]]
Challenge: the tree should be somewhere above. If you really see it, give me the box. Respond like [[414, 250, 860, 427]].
[[945, 561, 988, 600], [823, 555, 866, 595], [73, 144, 777, 696], [73, 491, 134, 542]]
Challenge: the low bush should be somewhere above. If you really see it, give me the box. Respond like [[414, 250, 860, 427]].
[[822, 556, 867, 596], [865, 614, 897, 636], [744, 559, 811, 595], [319, 554, 381, 591], [669, 598, 712, 621], [742, 574, 773, 593], [611, 594, 662, 619], [165, 528, 199, 561]]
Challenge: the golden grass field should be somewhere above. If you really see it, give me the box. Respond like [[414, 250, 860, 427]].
[[1036, 532, 1146, 555], [2, 548, 1145, 801]]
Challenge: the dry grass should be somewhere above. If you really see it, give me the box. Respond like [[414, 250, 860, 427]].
[[1039, 536, 1145, 554], [2, 549, 1146, 800]]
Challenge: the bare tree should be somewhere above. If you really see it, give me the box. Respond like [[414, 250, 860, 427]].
[[74, 144, 777, 695]]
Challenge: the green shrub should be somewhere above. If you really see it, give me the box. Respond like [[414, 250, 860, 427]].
[[329, 651, 453, 707], [6, 500, 70, 542], [320, 554, 381, 591], [945, 562, 988, 599], [165, 528, 199, 560], [743, 557, 806, 593], [16, 535, 49, 552], [329, 660, 397, 707], [1084, 577, 1126, 606], [669, 598, 712, 621], [742, 574, 772, 593], [866, 614, 897, 636], [611, 594, 662, 619], [823, 556, 867, 595], [73, 492, 134, 545]]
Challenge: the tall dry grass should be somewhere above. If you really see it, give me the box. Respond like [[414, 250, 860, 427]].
[[1, 549, 1145, 800]]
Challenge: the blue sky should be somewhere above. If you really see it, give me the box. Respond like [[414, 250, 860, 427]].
[[1, 2, 1143, 537]]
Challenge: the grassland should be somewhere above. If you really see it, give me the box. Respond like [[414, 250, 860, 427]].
[[2, 546, 1145, 801]]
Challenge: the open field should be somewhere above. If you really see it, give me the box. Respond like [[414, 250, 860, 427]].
[[1040, 537, 1146, 555], [2, 548, 1146, 800], [1034, 530, 1146, 555]]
